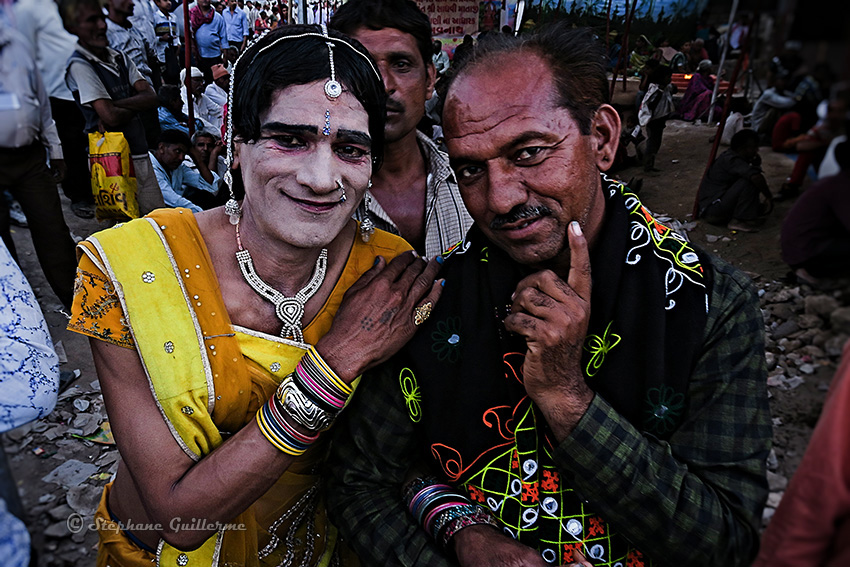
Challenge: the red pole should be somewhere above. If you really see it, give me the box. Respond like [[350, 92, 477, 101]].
[[183, 0, 195, 137]]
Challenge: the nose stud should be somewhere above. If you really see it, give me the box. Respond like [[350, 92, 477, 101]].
[[336, 179, 346, 203]]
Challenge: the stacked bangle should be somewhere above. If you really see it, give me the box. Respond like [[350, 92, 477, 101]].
[[256, 389, 319, 456], [403, 476, 500, 550], [277, 347, 353, 431], [257, 347, 351, 454]]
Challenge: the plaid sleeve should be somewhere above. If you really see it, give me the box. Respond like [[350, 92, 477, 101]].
[[325, 364, 455, 567], [552, 256, 771, 567]]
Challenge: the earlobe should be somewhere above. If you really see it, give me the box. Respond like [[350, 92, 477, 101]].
[[425, 63, 437, 100], [592, 104, 621, 171]]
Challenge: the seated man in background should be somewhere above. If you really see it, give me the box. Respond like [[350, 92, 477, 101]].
[[149, 129, 219, 212], [781, 140, 850, 286], [157, 84, 204, 136], [698, 129, 773, 232], [186, 130, 227, 199], [180, 66, 221, 133]]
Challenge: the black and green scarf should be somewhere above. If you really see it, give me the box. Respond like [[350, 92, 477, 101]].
[[392, 174, 712, 566]]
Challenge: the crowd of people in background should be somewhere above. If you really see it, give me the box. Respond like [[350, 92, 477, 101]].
[[0, 1, 848, 565]]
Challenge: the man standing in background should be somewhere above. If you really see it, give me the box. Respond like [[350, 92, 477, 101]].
[[13, 0, 96, 219]]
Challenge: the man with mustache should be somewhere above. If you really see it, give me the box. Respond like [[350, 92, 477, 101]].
[[330, 0, 472, 258], [327, 25, 772, 567]]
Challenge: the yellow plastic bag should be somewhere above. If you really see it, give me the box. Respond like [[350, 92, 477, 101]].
[[88, 131, 140, 221]]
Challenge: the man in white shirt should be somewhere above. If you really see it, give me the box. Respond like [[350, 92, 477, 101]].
[[205, 63, 229, 108], [180, 66, 221, 132], [0, 20, 77, 310], [150, 128, 220, 212], [13, 0, 96, 218]]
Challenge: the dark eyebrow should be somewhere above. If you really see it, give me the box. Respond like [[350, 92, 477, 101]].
[[260, 122, 318, 135], [336, 129, 372, 148], [449, 131, 562, 171]]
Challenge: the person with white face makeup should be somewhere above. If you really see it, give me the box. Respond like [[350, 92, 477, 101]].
[[67, 24, 443, 567]]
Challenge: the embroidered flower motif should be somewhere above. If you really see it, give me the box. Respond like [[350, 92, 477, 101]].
[[164, 341, 174, 354], [141, 271, 155, 283], [181, 406, 194, 415], [430, 317, 462, 363], [399, 367, 421, 422], [644, 385, 685, 434], [270, 362, 281, 373], [583, 321, 621, 377]]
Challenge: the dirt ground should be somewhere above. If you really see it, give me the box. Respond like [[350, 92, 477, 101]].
[[2, 114, 846, 565]]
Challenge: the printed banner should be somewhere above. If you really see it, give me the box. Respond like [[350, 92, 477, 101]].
[[417, 0, 480, 37]]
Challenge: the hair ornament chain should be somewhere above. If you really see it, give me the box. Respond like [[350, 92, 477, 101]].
[[222, 25, 381, 208]]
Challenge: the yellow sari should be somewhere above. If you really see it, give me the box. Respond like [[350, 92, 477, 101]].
[[69, 208, 411, 567]]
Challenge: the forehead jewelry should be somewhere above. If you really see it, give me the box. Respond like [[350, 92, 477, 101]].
[[222, 24, 382, 224], [321, 23, 342, 99], [323, 109, 331, 136]]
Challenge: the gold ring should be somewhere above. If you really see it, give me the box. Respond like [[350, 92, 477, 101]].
[[413, 302, 432, 326]]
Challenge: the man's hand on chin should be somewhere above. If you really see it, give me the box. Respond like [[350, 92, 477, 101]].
[[504, 221, 594, 440]]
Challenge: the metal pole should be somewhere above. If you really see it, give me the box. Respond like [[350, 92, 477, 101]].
[[183, 0, 195, 137], [707, 0, 739, 124]]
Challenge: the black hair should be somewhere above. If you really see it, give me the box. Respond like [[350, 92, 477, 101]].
[[647, 64, 673, 85], [158, 129, 192, 148], [730, 129, 759, 151], [157, 84, 182, 106], [835, 140, 850, 171], [192, 130, 218, 144], [58, 0, 103, 30], [230, 24, 386, 194], [445, 23, 608, 136], [329, 0, 433, 70]]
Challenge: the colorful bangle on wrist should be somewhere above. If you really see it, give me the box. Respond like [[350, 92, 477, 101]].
[[402, 476, 486, 540], [274, 346, 353, 431], [256, 393, 319, 456]]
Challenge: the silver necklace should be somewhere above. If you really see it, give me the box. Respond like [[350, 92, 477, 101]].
[[235, 220, 327, 343]]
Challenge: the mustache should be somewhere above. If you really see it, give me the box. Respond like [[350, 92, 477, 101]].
[[490, 205, 553, 230], [385, 100, 405, 113]]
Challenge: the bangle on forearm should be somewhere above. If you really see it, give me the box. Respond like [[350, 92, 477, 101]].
[[403, 476, 486, 540], [294, 346, 353, 412], [439, 508, 501, 550], [274, 347, 353, 431], [277, 374, 336, 431], [256, 393, 319, 455]]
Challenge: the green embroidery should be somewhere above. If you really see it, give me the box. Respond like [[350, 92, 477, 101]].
[[644, 385, 685, 434], [430, 317, 462, 363], [584, 321, 621, 377], [399, 367, 422, 423], [480, 246, 489, 262]]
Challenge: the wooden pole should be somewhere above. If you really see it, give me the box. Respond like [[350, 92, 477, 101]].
[[707, 0, 739, 124], [622, 0, 638, 92], [691, 52, 749, 219]]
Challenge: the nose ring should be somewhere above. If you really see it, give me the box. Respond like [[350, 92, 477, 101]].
[[336, 179, 346, 203]]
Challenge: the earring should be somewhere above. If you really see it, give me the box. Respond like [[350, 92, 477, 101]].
[[336, 179, 346, 203], [359, 190, 375, 243], [224, 170, 242, 226]]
